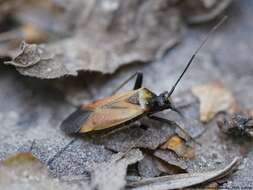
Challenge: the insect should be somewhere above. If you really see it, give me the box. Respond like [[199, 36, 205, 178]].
[[218, 113, 253, 138], [60, 17, 227, 141]]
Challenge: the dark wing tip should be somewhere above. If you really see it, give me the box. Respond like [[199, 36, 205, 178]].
[[60, 108, 91, 134]]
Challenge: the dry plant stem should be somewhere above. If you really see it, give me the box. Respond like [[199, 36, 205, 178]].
[[127, 157, 240, 190]]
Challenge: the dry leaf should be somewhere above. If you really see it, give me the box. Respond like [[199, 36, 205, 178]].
[[218, 113, 253, 138], [5, 0, 182, 79], [0, 152, 88, 190], [221, 151, 253, 189], [192, 81, 238, 123], [5, 42, 53, 68], [160, 135, 194, 158], [203, 182, 219, 190], [153, 149, 188, 171], [127, 157, 240, 190], [138, 153, 161, 178], [154, 158, 184, 175], [184, 182, 218, 190], [91, 149, 143, 190], [101, 119, 175, 152]]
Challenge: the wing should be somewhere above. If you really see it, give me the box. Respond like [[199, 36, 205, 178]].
[[60, 88, 153, 134], [82, 89, 139, 110], [79, 101, 145, 133], [60, 108, 92, 134]]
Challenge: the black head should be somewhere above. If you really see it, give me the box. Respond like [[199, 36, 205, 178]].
[[150, 91, 171, 110], [149, 91, 181, 115]]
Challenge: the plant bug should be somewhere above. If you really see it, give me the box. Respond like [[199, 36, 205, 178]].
[[60, 17, 227, 142]]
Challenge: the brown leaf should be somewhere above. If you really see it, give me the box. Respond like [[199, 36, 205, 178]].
[[160, 135, 194, 159], [0, 152, 87, 190], [153, 149, 188, 171], [184, 182, 218, 190], [1, 152, 36, 165], [192, 81, 238, 123], [154, 158, 184, 175]]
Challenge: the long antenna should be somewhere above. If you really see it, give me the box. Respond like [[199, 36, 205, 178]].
[[168, 16, 228, 97]]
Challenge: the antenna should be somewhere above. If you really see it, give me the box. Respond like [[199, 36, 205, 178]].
[[168, 16, 228, 97]]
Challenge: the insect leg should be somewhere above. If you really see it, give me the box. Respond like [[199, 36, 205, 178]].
[[47, 139, 76, 169], [147, 114, 201, 146], [111, 72, 143, 95], [133, 72, 143, 90]]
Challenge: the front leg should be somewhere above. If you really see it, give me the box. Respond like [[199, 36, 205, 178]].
[[148, 114, 201, 145]]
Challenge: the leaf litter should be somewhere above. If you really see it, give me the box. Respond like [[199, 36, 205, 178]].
[[3, 0, 182, 78], [127, 157, 240, 190], [0, 152, 90, 190], [90, 149, 143, 190], [1, 0, 252, 189], [160, 135, 195, 158], [0, 68, 243, 189]]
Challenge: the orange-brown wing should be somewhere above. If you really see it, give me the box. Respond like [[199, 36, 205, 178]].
[[81, 89, 140, 110], [61, 89, 146, 134], [79, 101, 145, 133]]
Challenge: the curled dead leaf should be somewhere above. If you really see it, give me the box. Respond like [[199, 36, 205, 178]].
[[192, 81, 239, 123], [5, 42, 53, 68]]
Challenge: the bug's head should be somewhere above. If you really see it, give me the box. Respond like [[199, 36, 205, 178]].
[[151, 91, 182, 116]]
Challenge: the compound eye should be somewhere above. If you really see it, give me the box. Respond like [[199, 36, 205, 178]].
[[161, 91, 169, 100]]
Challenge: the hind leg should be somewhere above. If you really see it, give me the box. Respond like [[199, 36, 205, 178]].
[[111, 72, 143, 95]]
